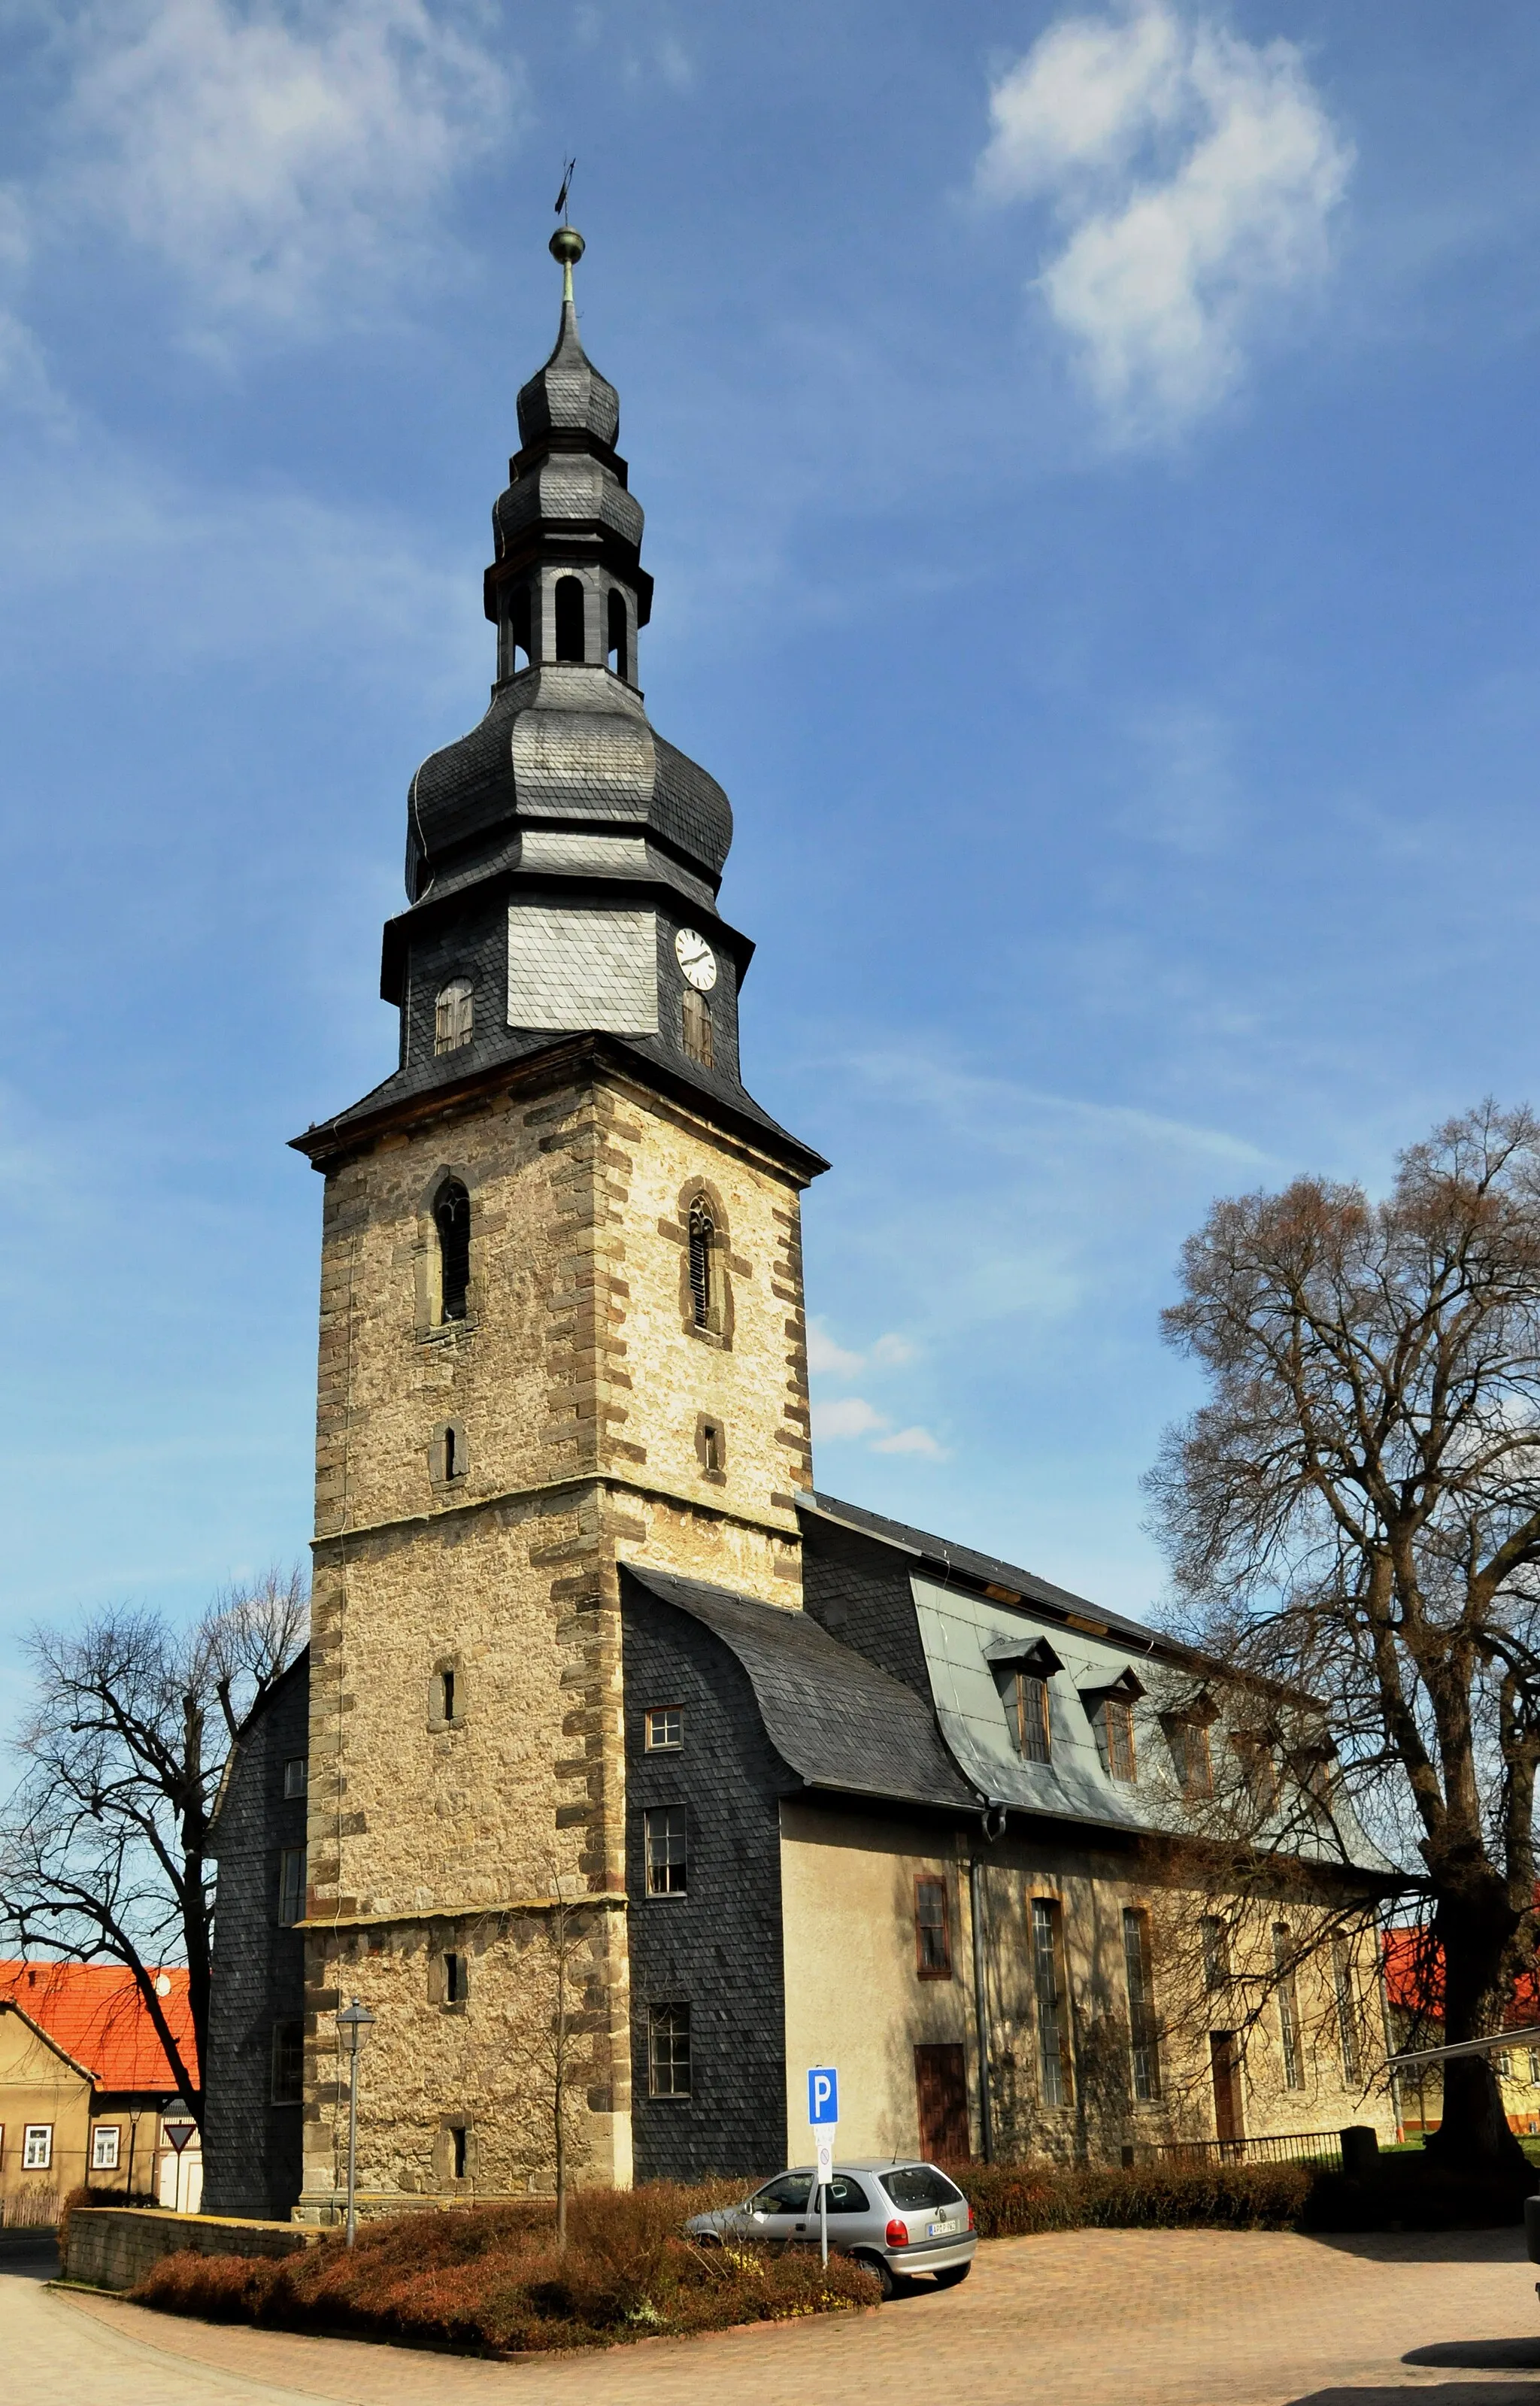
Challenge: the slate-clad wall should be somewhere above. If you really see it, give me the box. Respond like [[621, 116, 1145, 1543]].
[[799, 1512, 933, 1700], [621, 1580, 788, 2182], [203, 1656, 309, 2219]]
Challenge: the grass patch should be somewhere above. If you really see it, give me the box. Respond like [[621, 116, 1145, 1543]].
[[132, 2183, 879, 2356]]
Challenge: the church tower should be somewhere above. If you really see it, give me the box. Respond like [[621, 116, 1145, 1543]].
[[290, 228, 826, 2212]]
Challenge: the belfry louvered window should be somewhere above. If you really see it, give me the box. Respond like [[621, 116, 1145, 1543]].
[[688, 1200, 714, 1330], [435, 978, 473, 1055], [435, 1180, 471, 1323]]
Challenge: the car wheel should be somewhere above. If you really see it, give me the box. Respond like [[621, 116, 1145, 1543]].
[[853, 2250, 898, 2301], [932, 2263, 972, 2289]]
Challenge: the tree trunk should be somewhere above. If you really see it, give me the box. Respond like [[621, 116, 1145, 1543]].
[[1422, 1892, 1529, 2172]]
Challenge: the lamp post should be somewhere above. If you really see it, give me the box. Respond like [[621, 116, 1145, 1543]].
[[335, 1998, 376, 2247]]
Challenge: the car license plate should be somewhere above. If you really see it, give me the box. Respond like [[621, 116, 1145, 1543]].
[[927, 2217, 957, 2238]]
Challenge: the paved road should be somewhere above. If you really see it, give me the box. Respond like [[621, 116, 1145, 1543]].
[[11, 2225, 1540, 2405]]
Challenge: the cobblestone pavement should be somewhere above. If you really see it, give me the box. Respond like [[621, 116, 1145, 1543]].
[[14, 2226, 1540, 2406]]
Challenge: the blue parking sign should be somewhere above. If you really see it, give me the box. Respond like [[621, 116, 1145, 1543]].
[[808, 2066, 838, 2125]]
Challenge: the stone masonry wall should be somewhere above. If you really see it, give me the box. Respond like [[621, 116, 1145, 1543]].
[[299, 1060, 814, 2216]]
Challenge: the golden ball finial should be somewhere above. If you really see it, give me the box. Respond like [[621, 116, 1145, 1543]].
[[550, 226, 585, 269]]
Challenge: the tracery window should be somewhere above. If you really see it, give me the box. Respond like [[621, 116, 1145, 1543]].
[[688, 1199, 714, 1330]]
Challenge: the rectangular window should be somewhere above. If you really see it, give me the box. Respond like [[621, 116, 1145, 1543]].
[[1095, 1698, 1137, 1782], [1237, 1735, 1280, 1815], [1201, 1914, 1230, 1992], [91, 2124, 121, 2171], [644, 1707, 683, 1752], [1171, 1720, 1213, 1798], [277, 1846, 306, 1926], [1014, 1673, 1051, 1763], [451, 2125, 468, 2179], [283, 1756, 308, 1800], [648, 2004, 691, 2098], [915, 1876, 952, 1980], [1332, 1941, 1360, 2087], [1123, 1907, 1161, 2102], [1529, 2049, 1540, 2086], [644, 1805, 688, 1895], [444, 1952, 468, 2005], [681, 988, 714, 1066], [1497, 2049, 1514, 2081], [22, 2124, 52, 2171], [271, 2019, 305, 2105], [1032, 1898, 1072, 2108], [1274, 1924, 1303, 2088]]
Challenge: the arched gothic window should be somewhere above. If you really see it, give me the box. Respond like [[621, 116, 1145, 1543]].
[[505, 587, 531, 677], [435, 978, 473, 1055], [687, 1198, 714, 1331], [607, 587, 629, 679], [554, 576, 585, 663], [435, 1180, 471, 1323]]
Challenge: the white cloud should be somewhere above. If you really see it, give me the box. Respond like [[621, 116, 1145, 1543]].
[[977, 2, 1352, 438], [56, 0, 520, 340], [807, 1319, 866, 1379], [872, 1425, 946, 1458], [814, 1396, 889, 1442]]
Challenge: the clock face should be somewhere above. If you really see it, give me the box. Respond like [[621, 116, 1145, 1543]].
[[675, 928, 718, 992]]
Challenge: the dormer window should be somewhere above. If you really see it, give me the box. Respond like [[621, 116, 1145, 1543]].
[[1169, 1718, 1213, 1796], [435, 978, 473, 1055], [1013, 1675, 1051, 1764], [985, 1634, 1062, 1765], [1081, 1667, 1145, 1783]]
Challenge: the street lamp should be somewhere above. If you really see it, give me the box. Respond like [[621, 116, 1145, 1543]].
[[335, 1997, 376, 2247]]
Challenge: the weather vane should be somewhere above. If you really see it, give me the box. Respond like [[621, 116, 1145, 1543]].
[[550, 158, 584, 298], [554, 158, 576, 226]]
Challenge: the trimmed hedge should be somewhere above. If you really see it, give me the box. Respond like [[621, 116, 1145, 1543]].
[[959, 2159, 1314, 2237]]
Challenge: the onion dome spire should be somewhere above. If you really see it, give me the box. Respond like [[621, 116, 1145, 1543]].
[[515, 223, 620, 454]]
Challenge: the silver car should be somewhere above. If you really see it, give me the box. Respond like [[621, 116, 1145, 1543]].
[[686, 2159, 976, 2299]]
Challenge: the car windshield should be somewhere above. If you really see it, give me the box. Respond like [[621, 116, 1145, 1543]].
[[881, 2165, 964, 2210], [751, 2174, 813, 2213]]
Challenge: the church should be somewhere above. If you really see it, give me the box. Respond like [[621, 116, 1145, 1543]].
[[203, 228, 1400, 2223]]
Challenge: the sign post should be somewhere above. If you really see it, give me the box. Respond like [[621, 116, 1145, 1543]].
[[161, 2107, 196, 2216], [807, 2068, 838, 2270]]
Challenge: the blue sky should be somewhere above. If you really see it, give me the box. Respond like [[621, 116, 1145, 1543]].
[[2, 1, 1539, 1701]]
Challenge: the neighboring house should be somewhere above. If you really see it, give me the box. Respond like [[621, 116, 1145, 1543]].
[[1382, 1928, 1540, 2138], [202, 232, 1404, 2224], [0, 1962, 201, 2223]]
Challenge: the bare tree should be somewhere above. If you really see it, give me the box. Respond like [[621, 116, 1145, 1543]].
[[1147, 1102, 1540, 2165], [501, 1864, 599, 2247], [0, 1568, 308, 2125]]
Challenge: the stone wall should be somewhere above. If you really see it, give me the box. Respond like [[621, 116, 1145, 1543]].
[[64, 2205, 319, 2293], [299, 1058, 814, 2216]]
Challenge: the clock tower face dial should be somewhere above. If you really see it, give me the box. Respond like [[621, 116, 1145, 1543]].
[[675, 928, 718, 992]]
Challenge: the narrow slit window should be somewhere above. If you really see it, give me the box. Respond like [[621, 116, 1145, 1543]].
[[435, 978, 474, 1055], [506, 586, 531, 675], [682, 988, 714, 1066], [277, 1846, 307, 1926], [915, 1876, 951, 1980], [699, 1418, 722, 1474], [554, 575, 585, 663], [688, 1200, 714, 1330], [435, 1180, 471, 1322], [271, 2020, 305, 2104], [1332, 1940, 1360, 2087], [443, 1424, 459, 1481], [436, 1666, 458, 1724], [1123, 1907, 1161, 2101], [1014, 1673, 1051, 1763], [451, 2125, 468, 2179], [444, 1952, 468, 2005], [607, 587, 629, 678], [1201, 1914, 1230, 1992], [1032, 1898, 1072, 2107], [648, 2004, 691, 2097]]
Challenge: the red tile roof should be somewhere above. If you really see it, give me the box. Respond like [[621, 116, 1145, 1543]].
[[1382, 1926, 1540, 2026], [0, 1962, 197, 2095]]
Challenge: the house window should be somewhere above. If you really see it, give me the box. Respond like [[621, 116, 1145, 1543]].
[[1332, 1941, 1360, 2087], [435, 1180, 471, 1322], [1274, 1924, 1303, 2088], [277, 1846, 306, 1926], [1032, 1898, 1072, 2108], [1123, 1908, 1161, 2101], [283, 1756, 307, 1800], [22, 2125, 52, 2171], [648, 2004, 691, 2097], [1201, 1914, 1230, 1992], [915, 1876, 952, 1980], [687, 1200, 714, 1331], [644, 1707, 683, 1753], [1496, 2049, 1514, 2081], [1095, 1698, 1137, 1782], [271, 2019, 305, 2104], [1171, 1719, 1213, 1798], [682, 988, 714, 1066], [1013, 1673, 1051, 1763], [434, 978, 474, 1055], [554, 575, 585, 663], [91, 2123, 121, 2171], [1529, 2049, 1540, 2086], [644, 1805, 688, 1895]]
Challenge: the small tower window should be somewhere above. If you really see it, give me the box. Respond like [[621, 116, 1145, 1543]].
[[432, 1662, 461, 1725], [505, 586, 531, 676], [554, 575, 585, 663], [688, 1199, 714, 1331], [435, 1179, 470, 1322], [681, 988, 713, 1066], [607, 587, 629, 680], [435, 978, 474, 1055]]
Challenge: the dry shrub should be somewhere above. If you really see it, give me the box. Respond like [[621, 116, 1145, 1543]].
[[133, 2183, 878, 2356], [956, 2159, 1314, 2237]]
